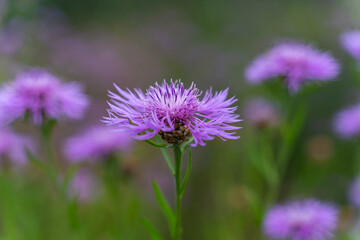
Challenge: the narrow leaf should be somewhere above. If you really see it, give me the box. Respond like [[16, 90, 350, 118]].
[[26, 149, 43, 168], [152, 180, 176, 236], [160, 148, 175, 175], [180, 148, 192, 197], [141, 219, 164, 240]]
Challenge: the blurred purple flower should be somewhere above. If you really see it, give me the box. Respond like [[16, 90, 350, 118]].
[[0, 128, 34, 166], [245, 41, 340, 92], [69, 168, 99, 202], [0, 19, 25, 56], [0, 68, 89, 125], [340, 30, 360, 61], [243, 98, 280, 129], [64, 126, 132, 162], [263, 199, 338, 240], [105, 80, 241, 146], [333, 104, 360, 138], [349, 176, 360, 207]]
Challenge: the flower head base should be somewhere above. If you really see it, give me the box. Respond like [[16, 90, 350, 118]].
[[263, 199, 338, 240], [349, 176, 360, 207], [159, 121, 191, 145], [64, 125, 132, 162], [333, 104, 360, 139], [243, 98, 280, 129], [340, 30, 360, 61], [105, 80, 240, 146], [0, 68, 89, 125], [245, 41, 340, 92]]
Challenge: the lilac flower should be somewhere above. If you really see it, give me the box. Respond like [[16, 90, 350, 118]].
[[263, 199, 338, 240], [243, 98, 280, 129], [349, 176, 360, 207], [0, 68, 89, 125], [69, 168, 99, 202], [340, 30, 360, 61], [0, 128, 34, 166], [64, 126, 132, 162], [245, 41, 340, 92], [333, 104, 360, 138], [105, 80, 241, 146]]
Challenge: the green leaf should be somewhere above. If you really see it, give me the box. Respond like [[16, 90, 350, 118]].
[[180, 148, 192, 197], [152, 180, 176, 236], [155, 136, 175, 175], [26, 149, 56, 182], [243, 186, 263, 226], [26, 149, 43, 168], [141, 219, 164, 240], [160, 148, 175, 176]]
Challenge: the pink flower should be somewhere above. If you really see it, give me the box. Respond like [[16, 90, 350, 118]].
[[245, 41, 340, 92]]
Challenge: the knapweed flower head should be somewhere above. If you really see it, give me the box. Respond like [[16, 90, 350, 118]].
[[333, 104, 360, 139], [263, 199, 338, 240], [0, 128, 34, 166], [0, 68, 89, 125], [105, 80, 241, 146], [69, 168, 99, 202], [243, 97, 280, 129], [340, 30, 360, 61], [64, 125, 132, 162], [245, 41, 340, 92], [349, 176, 360, 207]]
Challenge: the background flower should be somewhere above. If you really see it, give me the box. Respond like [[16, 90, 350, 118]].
[[263, 199, 338, 240], [349, 176, 360, 207], [243, 97, 280, 129], [0, 68, 89, 125], [333, 103, 360, 138], [64, 125, 132, 162], [245, 41, 340, 92], [0, 128, 35, 166], [341, 30, 360, 61], [68, 168, 100, 202]]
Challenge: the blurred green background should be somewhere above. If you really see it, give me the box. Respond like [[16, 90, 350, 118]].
[[0, 0, 359, 239]]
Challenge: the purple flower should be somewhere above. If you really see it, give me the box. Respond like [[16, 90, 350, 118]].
[[105, 80, 241, 146], [245, 41, 340, 92], [0, 18, 25, 56], [349, 176, 360, 207], [0, 128, 35, 166], [340, 30, 360, 61], [243, 98, 280, 129], [333, 104, 360, 138], [69, 168, 99, 202], [0, 68, 89, 124], [64, 125, 132, 162], [263, 199, 338, 240]]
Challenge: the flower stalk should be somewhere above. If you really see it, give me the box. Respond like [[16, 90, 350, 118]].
[[145, 139, 192, 240], [174, 145, 182, 240], [37, 118, 80, 232]]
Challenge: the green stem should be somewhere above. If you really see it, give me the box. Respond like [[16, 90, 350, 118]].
[[39, 120, 59, 193], [174, 145, 182, 240], [103, 154, 121, 199], [39, 119, 80, 232]]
